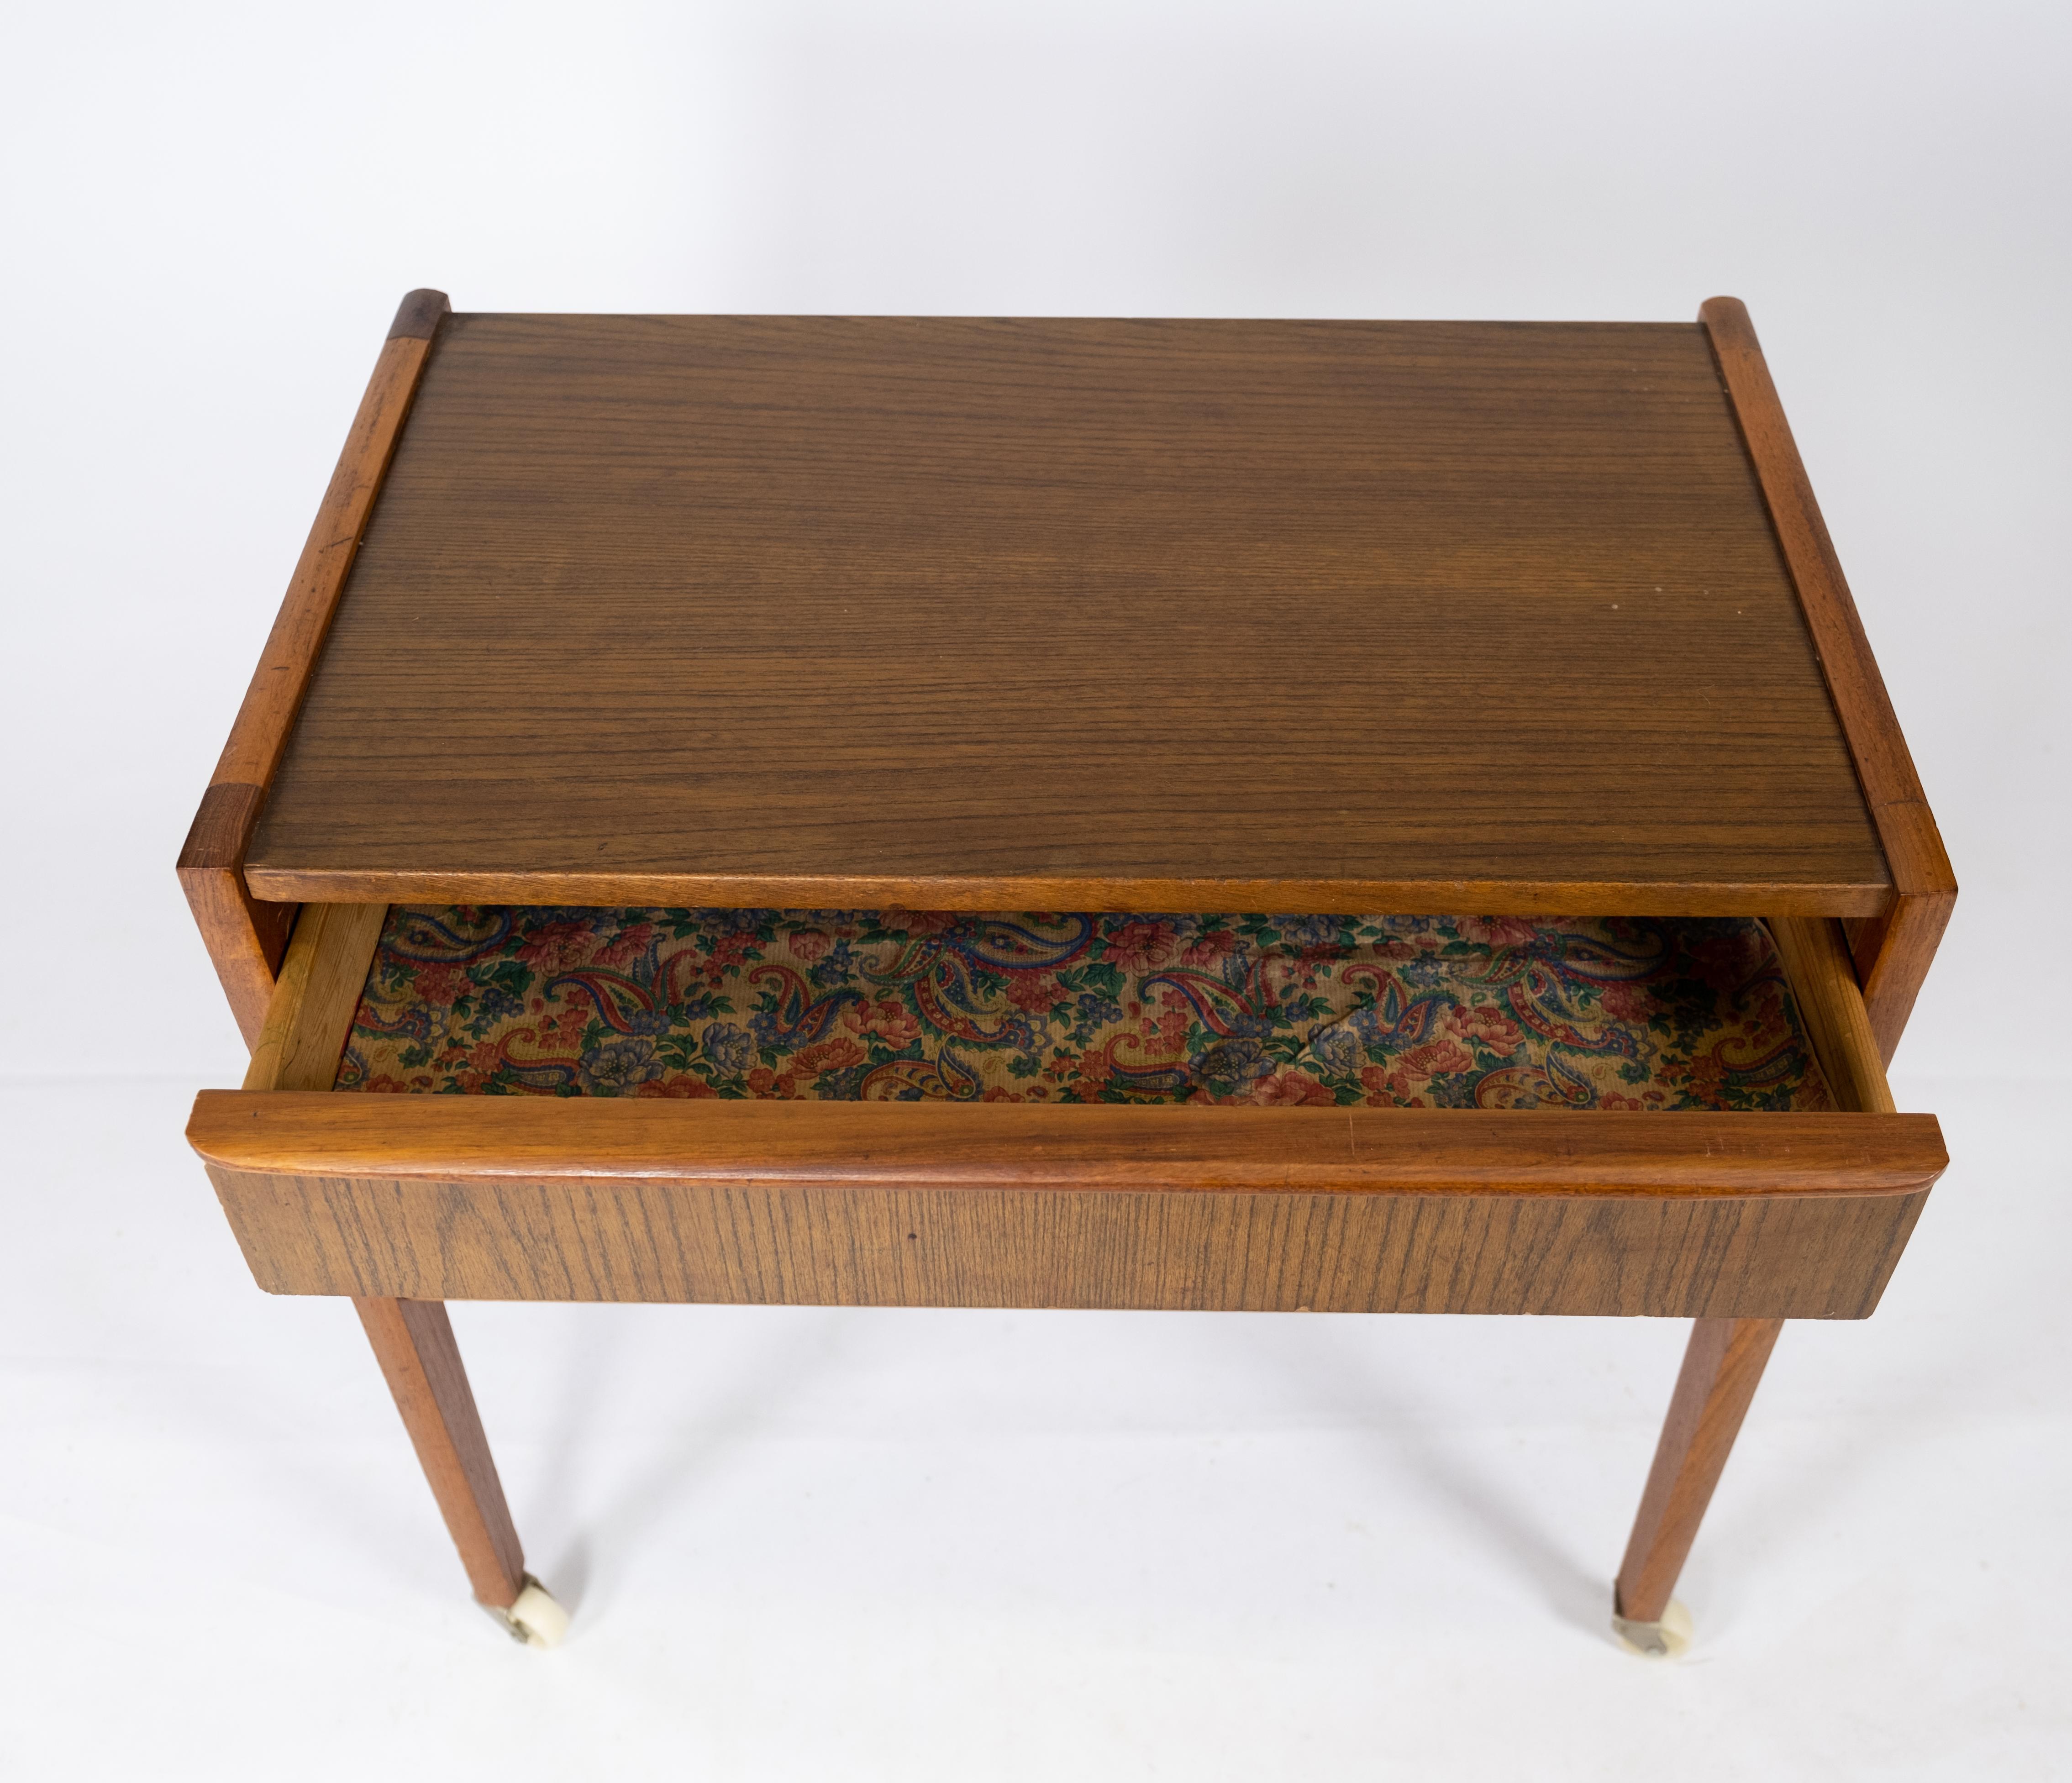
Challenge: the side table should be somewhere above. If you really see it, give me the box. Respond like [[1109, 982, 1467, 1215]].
[[183, 295, 1952, 1652]]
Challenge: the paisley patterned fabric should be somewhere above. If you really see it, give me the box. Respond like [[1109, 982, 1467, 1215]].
[[337, 908, 1832, 1111]]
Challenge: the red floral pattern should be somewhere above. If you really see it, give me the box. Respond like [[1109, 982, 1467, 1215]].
[[337, 909, 1831, 1110]]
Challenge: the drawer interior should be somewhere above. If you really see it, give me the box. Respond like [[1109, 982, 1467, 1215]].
[[195, 902, 1941, 1317], [330, 907, 1835, 1113]]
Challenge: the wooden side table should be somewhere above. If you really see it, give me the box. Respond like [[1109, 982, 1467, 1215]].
[[182, 294, 1952, 1652]]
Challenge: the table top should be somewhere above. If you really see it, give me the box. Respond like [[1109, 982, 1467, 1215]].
[[244, 314, 1889, 915]]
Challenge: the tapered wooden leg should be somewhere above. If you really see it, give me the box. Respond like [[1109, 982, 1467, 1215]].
[[354, 1295, 527, 1610], [1615, 1316, 1784, 1626]]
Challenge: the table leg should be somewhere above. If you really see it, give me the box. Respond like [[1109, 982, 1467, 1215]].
[[1614, 1316, 1783, 1643], [353, 1295, 527, 1610]]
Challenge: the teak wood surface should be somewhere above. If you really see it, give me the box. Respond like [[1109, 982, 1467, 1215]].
[[1700, 301, 1955, 1059], [198, 1119, 1931, 1319], [352, 1294, 526, 1609], [242, 314, 1893, 919], [194, 1093, 1942, 1200], [1614, 1314, 1784, 1625], [240, 901, 387, 1094], [1766, 915, 1898, 1118], [245, 905, 531, 1609], [1608, 915, 1898, 1624], [179, 292, 447, 1043]]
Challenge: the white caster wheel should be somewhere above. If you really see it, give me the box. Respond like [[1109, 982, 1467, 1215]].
[[1611, 1597, 1693, 1659], [491, 1575, 570, 1648]]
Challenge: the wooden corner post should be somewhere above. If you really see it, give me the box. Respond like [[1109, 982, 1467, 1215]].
[[353, 1296, 528, 1611], [1614, 914, 1900, 1636], [179, 288, 449, 1046], [240, 899, 529, 1613], [1699, 297, 1956, 1064]]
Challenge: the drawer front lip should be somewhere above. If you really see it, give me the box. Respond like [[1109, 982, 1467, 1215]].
[[189, 1093, 1946, 1200]]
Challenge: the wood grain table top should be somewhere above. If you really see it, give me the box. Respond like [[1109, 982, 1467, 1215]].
[[243, 314, 1889, 914]]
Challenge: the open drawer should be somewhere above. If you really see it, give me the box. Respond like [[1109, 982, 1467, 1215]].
[[189, 905, 1945, 1319]]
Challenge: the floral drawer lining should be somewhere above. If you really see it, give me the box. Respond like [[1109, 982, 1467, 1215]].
[[335, 909, 1832, 1111]]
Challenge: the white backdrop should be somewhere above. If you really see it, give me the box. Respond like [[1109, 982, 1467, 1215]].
[[3, 5, 2067, 1778], [3, 0, 2066, 1082]]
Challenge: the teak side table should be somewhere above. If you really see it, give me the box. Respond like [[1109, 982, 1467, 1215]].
[[182, 294, 1953, 1654]]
